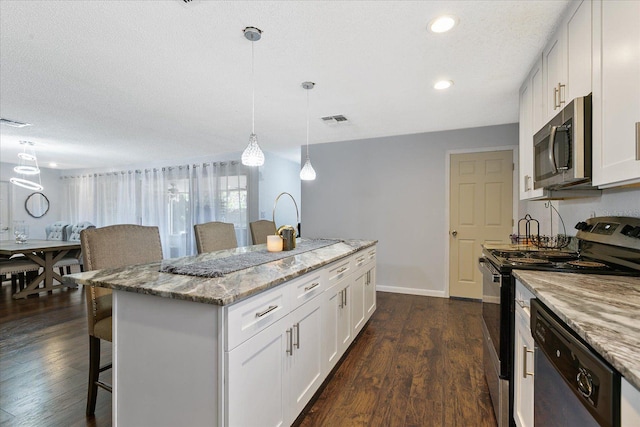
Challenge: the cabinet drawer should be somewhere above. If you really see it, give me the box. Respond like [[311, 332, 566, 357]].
[[515, 280, 535, 318], [326, 257, 352, 285], [290, 269, 325, 310], [225, 284, 290, 351], [353, 247, 377, 269]]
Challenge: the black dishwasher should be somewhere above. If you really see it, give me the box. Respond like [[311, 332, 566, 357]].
[[530, 299, 621, 427]]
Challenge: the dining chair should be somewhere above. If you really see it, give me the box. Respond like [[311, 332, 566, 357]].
[[81, 224, 163, 415], [250, 220, 276, 245], [193, 221, 238, 254], [45, 221, 71, 241]]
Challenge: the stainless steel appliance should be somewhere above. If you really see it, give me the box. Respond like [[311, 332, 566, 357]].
[[533, 93, 592, 190], [479, 216, 640, 426], [531, 298, 620, 427]]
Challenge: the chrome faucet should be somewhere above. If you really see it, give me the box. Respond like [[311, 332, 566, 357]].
[[273, 192, 300, 237]]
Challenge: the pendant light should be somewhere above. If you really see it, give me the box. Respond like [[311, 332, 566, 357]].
[[299, 81, 316, 181], [10, 141, 43, 191], [241, 26, 265, 167]]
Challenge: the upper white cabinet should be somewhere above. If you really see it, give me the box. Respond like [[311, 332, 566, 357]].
[[519, 57, 546, 200], [591, 0, 640, 187], [543, 0, 592, 122]]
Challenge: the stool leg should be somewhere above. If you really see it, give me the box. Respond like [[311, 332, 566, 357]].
[[87, 336, 101, 415]]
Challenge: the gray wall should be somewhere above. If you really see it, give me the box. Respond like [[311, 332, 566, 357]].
[[302, 123, 519, 297], [258, 153, 301, 237]]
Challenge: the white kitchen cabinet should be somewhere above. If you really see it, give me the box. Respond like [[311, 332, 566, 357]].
[[513, 280, 535, 427], [227, 289, 323, 427], [365, 266, 376, 317], [519, 57, 546, 200], [227, 315, 290, 427], [351, 269, 366, 336], [543, 0, 592, 121], [322, 276, 352, 375], [591, 0, 640, 187], [288, 294, 324, 419], [622, 377, 640, 427]]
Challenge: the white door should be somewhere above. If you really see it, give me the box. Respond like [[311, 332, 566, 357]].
[[449, 150, 513, 299]]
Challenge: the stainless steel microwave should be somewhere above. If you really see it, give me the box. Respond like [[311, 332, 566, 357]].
[[533, 94, 592, 190]]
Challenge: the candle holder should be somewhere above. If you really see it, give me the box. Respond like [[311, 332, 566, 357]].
[[266, 235, 283, 252]]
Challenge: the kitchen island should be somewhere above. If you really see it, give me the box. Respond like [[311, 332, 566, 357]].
[[513, 270, 640, 425], [64, 238, 377, 427]]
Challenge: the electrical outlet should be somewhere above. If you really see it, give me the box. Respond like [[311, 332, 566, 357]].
[[260, 211, 265, 219]]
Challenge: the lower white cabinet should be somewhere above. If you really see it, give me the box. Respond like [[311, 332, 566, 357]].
[[227, 289, 324, 427], [322, 276, 352, 374], [228, 247, 377, 426], [622, 377, 640, 427], [364, 267, 376, 318], [351, 270, 366, 336], [513, 280, 535, 427]]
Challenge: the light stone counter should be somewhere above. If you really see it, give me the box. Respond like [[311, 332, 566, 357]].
[[63, 238, 376, 306], [513, 270, 640, 390]]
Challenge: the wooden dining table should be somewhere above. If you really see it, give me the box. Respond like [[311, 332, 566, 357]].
[[0, 239, 82, 299]]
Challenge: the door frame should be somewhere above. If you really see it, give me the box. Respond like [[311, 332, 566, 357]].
[[444, 146, 518, 298]]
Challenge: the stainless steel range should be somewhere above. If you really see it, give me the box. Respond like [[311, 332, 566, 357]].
[[478, 216, 640, 427]]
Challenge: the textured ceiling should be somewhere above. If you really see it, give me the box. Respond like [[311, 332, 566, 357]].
[[0, 0, 570, 169]]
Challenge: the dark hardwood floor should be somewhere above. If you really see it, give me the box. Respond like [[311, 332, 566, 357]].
[[0, 280, 495, 427]]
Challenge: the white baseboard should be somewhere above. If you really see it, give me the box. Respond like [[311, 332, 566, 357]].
[[376, 285, 447, 298]]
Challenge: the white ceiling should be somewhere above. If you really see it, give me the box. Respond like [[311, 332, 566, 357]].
[[0, 0, 570, 170]]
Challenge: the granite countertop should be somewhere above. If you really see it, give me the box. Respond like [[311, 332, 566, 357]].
[[513, 270, 640, 390], [63, 239, 376, 306]]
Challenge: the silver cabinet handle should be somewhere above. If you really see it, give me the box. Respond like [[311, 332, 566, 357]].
[[553, 86, 559, 109], [256, 305, 278, 318], [338, 289, 344, 308], [293, 322, 300, 349], [337, 267, 348, 274], [344, 288, 347, 306], [286, 328, 293, 355], [558, 83, 565, 107], [356, 257, 365, 263], [523, 346, 534, 378], [304, 282, 320, 292]]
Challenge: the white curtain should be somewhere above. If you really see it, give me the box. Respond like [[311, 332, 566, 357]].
[[60, 160, 250, 258], [192, 161, 249, 247]]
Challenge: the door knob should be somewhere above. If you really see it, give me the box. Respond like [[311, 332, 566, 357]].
[[451, 230, 458, 237]]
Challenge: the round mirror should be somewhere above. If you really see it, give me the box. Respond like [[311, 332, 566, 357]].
[[25, 192, 50, 218]]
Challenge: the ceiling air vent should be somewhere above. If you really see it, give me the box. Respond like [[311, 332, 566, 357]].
[[0, 118, 31, 128], [321, 115, 348, 123]]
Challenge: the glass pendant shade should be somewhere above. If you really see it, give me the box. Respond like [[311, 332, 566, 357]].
[[242, 133, 265, 166], [300, 157, 316, 180]]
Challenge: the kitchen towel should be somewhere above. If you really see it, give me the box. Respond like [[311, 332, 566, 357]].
[[160, 238, 341, 278]]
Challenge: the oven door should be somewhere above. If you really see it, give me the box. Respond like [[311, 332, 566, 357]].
[[480, 257, 510, 378]]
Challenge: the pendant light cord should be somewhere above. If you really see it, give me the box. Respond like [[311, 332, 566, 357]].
[[251, 39, 255, 134], [306, 88, 310, 159]]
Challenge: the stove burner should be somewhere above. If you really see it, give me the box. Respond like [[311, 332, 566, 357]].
[[492, 250, 528, 258], [529, 251, 579, 262], [508, 257, 552, 265], [567, 260, 608, 269]]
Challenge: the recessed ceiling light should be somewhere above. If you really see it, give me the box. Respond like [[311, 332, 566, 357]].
[[429, 15, 457, 33], [434, 80, 454, 90], [49, 162, 58, 168]]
